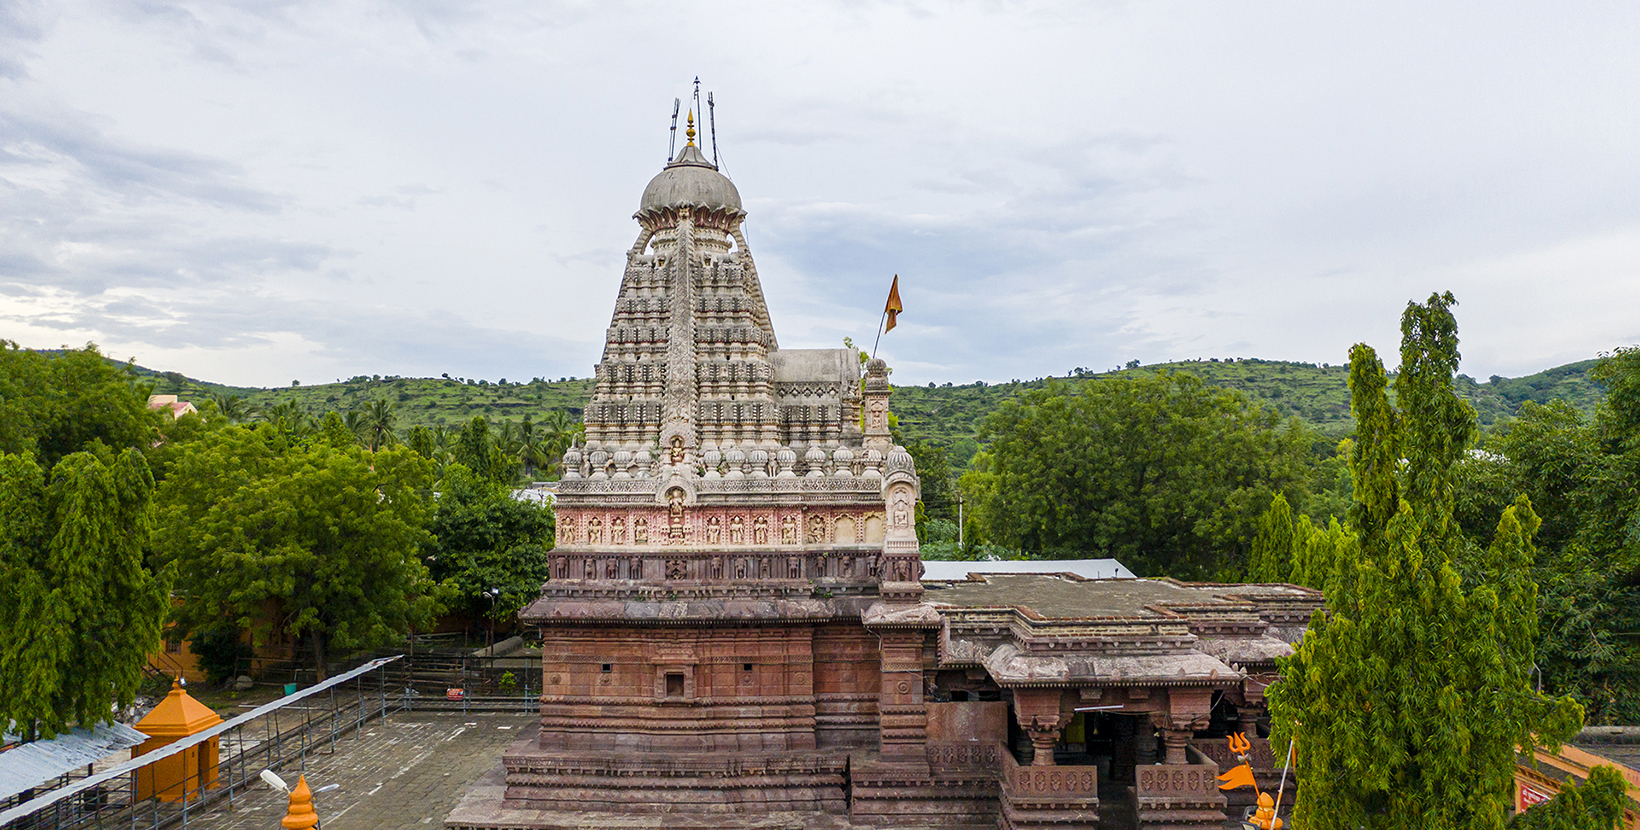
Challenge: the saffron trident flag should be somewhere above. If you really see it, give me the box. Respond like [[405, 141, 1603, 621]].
[[884, 275, 903, 332]]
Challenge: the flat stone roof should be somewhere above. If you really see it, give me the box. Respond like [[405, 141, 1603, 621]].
[[923, 574, 1316, 620]]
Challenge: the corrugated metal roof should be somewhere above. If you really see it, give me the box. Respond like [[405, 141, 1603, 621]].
[[0, 721, 148, 801], [921, 558, 1136, 582]]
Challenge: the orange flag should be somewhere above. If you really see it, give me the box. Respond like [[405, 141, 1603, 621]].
[[884, 275, 903, 332], [1216, 763, 1257, 791]]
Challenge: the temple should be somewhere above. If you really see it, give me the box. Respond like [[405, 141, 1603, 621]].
[[446, 111, 1321, 830]]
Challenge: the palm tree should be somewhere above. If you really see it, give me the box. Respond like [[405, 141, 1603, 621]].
[[209, 393, 258, 423], [342, 410, 369, 446], [528, 409, 583, 479], [362, 399, 398, 452], [261, 399, 315, 438], [514, 415, 551, 480]]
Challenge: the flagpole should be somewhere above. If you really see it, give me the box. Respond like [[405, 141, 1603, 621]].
[[1271, 733, 1294, 824], [871, 309, 888, 359]]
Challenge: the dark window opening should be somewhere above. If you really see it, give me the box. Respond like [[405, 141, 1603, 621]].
[[665, 673, 685, 698], [742, 663, 754, 672], [950, 691, 970, 702], [601, 663, 612, 673]]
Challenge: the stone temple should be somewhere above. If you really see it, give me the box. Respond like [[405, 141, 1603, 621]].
[[446, 117, 1322, 830]]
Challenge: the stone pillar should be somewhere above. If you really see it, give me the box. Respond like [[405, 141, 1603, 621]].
[[1110, 716, 1136, 782], [862, 359, 892, 452], [1162, 728, 1191, 765], [876, 629, 930, 767], [1134, 719, 1159, 767], [1012, 688, 1069, 767]]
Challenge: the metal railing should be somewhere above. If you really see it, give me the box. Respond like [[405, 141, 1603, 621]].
[[1, 656, 405, 830]]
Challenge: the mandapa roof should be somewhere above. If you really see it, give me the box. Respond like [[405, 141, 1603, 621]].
[[0, 721, 148, 802]]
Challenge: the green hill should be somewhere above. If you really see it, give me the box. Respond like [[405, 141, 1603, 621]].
[[888, 358, 1605, 467], [124, 356, 1605, 466]]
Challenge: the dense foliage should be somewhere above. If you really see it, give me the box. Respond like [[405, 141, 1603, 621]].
[[152, 425, 441, 678], [1505, 765, 1628, 830], [960, 372, 1311, 578], [1452, 347, 1640, 724], [425, 463, 555, 624], [0, 343, 172, 738], [0, 448, 173, 738], [0, 342, 159, 469], [1269, 293, 1584, 830]]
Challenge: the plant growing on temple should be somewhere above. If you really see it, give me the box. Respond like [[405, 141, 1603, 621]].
[[1268, 293, 1584, 830], [0, 447, 173, 739], [961, 372, 1310, 578], [153, 425, 440, 679]]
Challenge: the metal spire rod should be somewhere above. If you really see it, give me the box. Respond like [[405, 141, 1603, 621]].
[[708, 91, 719, 169], [667, 98, 680, 161]]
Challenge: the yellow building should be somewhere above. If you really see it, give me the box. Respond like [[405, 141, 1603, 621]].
[[132, 679, 223, 802]]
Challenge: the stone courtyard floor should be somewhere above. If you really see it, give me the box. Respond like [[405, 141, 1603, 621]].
[[184, 712, 534, 830]]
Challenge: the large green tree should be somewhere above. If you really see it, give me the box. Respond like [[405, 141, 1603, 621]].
[[425, 463, 554, 625], [1269, 293, 1583, 830], [153, 425, 439, 679], [961, 372, 1310, 577], [1452, 348, 1640, 723], [0, 448, 172, 738], [0, 342, 159, 470]]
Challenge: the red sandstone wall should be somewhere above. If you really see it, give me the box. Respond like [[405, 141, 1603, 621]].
[[537, 623, 882, 754]]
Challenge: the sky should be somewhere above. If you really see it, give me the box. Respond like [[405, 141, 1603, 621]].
[[2, 1, 1638, 388]]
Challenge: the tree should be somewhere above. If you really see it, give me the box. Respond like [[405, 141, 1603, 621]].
[[454, 415, 517, 484], [153, 426, 439, 679], [1269, 293, 1583, 830], [1451, 348, 1640, 723], [961, 373, 1310, 578], [1505, 764, 1627, 830], [0, 342, 159, 471], [361, 399, 398, 452], [1246, 493, 1297, 583], [425, 463, 554, 626], [0, 447, 172, 738]]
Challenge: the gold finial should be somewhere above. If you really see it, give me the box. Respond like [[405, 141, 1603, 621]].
[[686, 110, 696, 145]]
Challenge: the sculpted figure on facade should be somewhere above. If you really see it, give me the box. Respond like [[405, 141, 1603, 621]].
[[730, 515, 745, 545], [807, 515, 826, 545], [706, 516, 722, 544], [588, 517, 604, 545], [754, 516, 769, 545], [667, 488, 686, 540], [781, 515, 797, 545], [633, 518, 648, 545], [611, 517, 626, 545]]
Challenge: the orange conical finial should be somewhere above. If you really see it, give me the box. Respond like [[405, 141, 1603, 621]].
[[686, 110, 697, 145], [281, 774, 318, 830], [1251, 791, 1284, 830]]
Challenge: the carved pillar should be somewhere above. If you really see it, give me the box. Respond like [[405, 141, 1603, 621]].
[[1162, 728, 1191, 765], [1013, 688, 1069, 767], [876, 629, 929, 767], [862, 358, 892, 452], [1160, 687, 1214, 764]]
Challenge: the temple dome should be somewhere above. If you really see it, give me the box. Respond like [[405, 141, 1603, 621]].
[[638, 143, 742, 217]]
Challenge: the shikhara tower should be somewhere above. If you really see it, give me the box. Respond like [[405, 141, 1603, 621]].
[[449, 112, 931, 826]]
